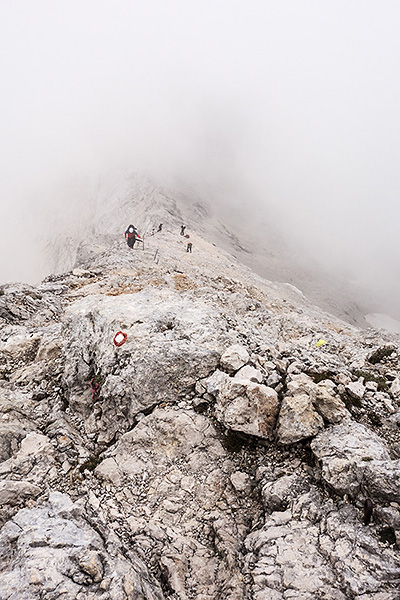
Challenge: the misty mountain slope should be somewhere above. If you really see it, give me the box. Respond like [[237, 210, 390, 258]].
[[45, 173, 373, 328], [1, 214, 400, 600]]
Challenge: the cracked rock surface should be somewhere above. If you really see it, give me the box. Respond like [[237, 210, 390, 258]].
[[1, 192, 400, 599]]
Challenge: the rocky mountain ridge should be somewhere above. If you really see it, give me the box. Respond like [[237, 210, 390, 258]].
[[44, 173, 371, 327], [0, 202, 400, 599]]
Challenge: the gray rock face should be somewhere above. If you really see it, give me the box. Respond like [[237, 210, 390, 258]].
[[245, 485, 400, 600], [94, 406, 256, 598], [310, 421, 400, 501], [62, 290, 221, 443], [1, 193, 400, 599], [0, 492, 164, 599]]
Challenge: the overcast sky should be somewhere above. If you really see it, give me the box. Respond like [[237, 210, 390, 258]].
[[1, 0, 400, 312]]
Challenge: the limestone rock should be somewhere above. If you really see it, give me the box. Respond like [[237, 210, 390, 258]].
[[220, 344, 250, 373], [266, 369, 281, 388], [245, 485, 400, 600], [215, 378, 279, 438], [363, 459, 400, 503], [0, 421, 32, 463], [390, 377, 400, 397], [230, 471, 252, 493], [234, 365, 264, 383], [277, 393, 324, 444], [260, 472, 310, 511], [346, 380, 366, 401], [1, 185, 400, 599], [0, 480, 41, 505], [206, 368, 231, 397], [0, 492, 164, 599], [311, 421, 398, 500], [61, 290, 221, 441], [313, 380, 349, 423]]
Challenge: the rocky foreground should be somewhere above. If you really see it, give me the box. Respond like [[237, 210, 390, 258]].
[[0, 224, 400, 599]]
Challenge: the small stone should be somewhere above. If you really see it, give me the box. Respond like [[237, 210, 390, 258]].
[[390, 377, 400, 396], [163, 499, 181, 512], [266, 370, 281, 388], [100, 577, 111, 590], [127, 516, 145, 534], [275, 359, 287, 374], [220, 344, 250, 373], [382, 397, 396, 414], [192, 396, 209, 412], [195, 381, 206, 395], [345, 381, 365, 401], [277, 394, 324, 445], [366, 381, 378, 392], [230, 471, 251, 492], [78, 550, 103, 583], [72, 268, 87, 277], [235, 365, 264, 383], [62, 460, 72, 473]]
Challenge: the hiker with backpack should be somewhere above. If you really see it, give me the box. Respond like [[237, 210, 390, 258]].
[[124, 224, 138, 248]]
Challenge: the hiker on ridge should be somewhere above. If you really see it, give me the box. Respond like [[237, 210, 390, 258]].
[[124, 224, 138, 249], [180, 225, 186, 236]]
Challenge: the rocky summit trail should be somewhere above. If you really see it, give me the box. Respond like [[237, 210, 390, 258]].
[[0, 209, 400, 599]]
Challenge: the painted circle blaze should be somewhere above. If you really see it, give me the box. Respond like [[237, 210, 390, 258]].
[[113, 331, 128, 347]]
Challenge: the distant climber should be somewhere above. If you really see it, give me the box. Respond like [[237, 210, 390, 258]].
[[180, 225, 186, 236], [124, 224, 139, 249], [158, 223, 163, 232], [187, 242, 192, 253]]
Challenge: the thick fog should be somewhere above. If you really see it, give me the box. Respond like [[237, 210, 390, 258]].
[[1, 1, 400, 319]]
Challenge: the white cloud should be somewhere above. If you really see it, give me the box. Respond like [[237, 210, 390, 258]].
[[0, 0, 399, 317]]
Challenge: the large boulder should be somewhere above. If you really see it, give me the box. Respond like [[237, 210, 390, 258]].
[[277, 393, 324, 444], [313, 379, 349, 423], [276, 373, 349, 445], [311, 421, 400, 501], [215, 377, 279, 438], [286, 374, 349, 423]]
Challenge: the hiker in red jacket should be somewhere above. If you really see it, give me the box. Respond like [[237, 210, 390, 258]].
[[124, 224, 139, 248]]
